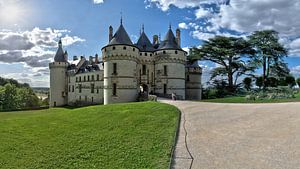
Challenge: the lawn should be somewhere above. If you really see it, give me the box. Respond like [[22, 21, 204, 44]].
[[202, 92, 300, 103], [0, 102, 179, 169]]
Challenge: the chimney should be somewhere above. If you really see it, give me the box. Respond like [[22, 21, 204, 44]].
[[176, 28, 181, 48], [153, 35, 158, 45], [95, 54, 99, 64], [109, 26, 113, 42], [80, 56, 85, 60], [73, 55, 78, 61]]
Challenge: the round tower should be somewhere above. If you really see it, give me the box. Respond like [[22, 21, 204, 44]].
[[186, 60, 202, 100], [49, 40, 69, 107], [155, 26, 186, 100], [102, 21, 139, 105]]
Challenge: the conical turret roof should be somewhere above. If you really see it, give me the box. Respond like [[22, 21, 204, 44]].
[[135, 28, 155, 52], [158, 27, 181, 50], [109, 24, 133, 45], [54, 40, 67, 62]]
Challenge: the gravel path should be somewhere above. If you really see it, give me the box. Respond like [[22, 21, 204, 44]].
[[160, 99, 300, 169]]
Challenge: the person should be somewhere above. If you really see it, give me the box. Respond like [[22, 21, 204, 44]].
[[172, 92, 176, 101]]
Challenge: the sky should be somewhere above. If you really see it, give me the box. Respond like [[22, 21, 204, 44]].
[[0, 0, 300, 87]]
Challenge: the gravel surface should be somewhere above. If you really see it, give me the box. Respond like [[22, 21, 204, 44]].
[[160, 99, 300, 169]]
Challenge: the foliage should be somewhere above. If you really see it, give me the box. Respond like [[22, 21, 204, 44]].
[[0, 83, 40, 111], [255, 76, 264, 89], [0, 102, 179, 169], [190, 36, 255, 92], [0, 77, 30, 88], [285, 75, 296, 88], [243, 77, 252, 91], [297, 78, 300, 88], [248, 30, 288, 89]]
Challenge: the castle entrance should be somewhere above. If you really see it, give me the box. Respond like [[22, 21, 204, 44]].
[[139, 84, 149, 94]]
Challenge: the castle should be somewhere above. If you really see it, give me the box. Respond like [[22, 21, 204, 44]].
[[49, 20, 202, 107]]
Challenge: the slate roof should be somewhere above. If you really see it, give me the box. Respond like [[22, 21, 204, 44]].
[[109, 24, 133, 45], [135, 31, 155, 52], [158, 28, 181, 50], [54, 40, 67, 62]]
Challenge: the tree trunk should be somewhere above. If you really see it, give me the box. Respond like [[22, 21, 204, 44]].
[[262, 53, 267, 89], [228, 56, 234, 92]]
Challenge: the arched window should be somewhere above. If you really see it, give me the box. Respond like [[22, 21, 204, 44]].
[[112, 46, 116, 50], [123, 46, 126, 50]]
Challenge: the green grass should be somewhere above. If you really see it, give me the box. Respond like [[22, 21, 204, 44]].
[[0, 102, 179, 169], [202, 92, 300, 103]]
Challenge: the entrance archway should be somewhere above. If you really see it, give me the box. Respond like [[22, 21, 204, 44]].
[[139, 84, 149, 94]]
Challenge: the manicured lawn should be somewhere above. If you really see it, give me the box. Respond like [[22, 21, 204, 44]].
[[202, 92, 300, 103], [0, 102, 179, 169]]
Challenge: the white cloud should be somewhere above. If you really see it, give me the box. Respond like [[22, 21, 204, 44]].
[[93, 0, 104, 4], [178, 22, 189, 29], [195, 8, 211, 19], [145, 0, 228, 11], [290, 65, 300, 77]]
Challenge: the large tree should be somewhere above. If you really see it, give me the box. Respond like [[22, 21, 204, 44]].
[[248, 30, 288, 88], [190, 36, 255, 92]]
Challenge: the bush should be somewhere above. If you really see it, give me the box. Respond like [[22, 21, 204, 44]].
[[148, 95, 157, 101], [247, 86, 295, 100]]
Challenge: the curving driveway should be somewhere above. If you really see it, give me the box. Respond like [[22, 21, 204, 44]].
[[159, 98, 300, 169]]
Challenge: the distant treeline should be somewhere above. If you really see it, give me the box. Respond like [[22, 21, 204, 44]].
[[0, 77, 48, 111]]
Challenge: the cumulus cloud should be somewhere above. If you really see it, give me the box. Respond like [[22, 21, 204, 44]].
[[0, 27, 85, 68], [93, 0, 104, 4], [178, 22, 189, 29], [145, 0, 228, 11], [195, 8, 211, 19]]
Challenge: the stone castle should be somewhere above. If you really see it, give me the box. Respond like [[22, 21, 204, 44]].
[[49, 20, 202, 107]]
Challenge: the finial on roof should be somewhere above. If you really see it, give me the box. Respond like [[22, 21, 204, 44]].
[[142, 24, 144, 32], [58, 38, 62, 47], [169, 23, 171, 29], [120, 12, 123, 25]]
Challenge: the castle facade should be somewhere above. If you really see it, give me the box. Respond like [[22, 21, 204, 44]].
[[49, 21, 202, 107]]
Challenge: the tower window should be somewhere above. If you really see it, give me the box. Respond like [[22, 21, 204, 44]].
[[147, 70, 149, 84], [113, 63, 117, 75], [142, 65, 146, 75], [175, 50, 178, 54], [97, 74, 100, 81], [123, 46, 126, 50], [72, 85, 74, 92], [79, 77, 81, 82], [84, 76, 86, 82], [69, 85, 71, 92], [150, 54, 152, 56], [163, 51, 166, 54], [163, 84, 167, 95], [104, 48, 107, 52], [113, 83, 117, 96], [97, 89, 99, 93], [145, 53, 147, 56], [76, 77, 78, 82], [79, 84, 82, 93], [88, 76, 90, 81], [133, 48, 135, 51], [112, 46, 116, 50], [91, 84, 95, 93], [92, 75, 94, 81], [164, 65, 168, 76], [140, 53, 142, 56], [187, 75, 190, 82]]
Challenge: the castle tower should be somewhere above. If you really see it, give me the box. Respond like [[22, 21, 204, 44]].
[[186, 61, 202, 100], [102, 20, 139, 105], [155, 26, 186, 99], [49, 40, 69, 107]]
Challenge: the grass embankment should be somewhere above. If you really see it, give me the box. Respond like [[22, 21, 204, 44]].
[[0, 102, 179, 169], [202, 92, 300, 103]]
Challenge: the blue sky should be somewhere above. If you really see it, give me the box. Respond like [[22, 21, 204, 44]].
[[0, 0, 300, 87]]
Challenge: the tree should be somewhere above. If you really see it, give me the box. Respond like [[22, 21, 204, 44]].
[[243, 77, 252, 91], [190, 36, 255, 92], [297, 78, 300, 88], [2, 84, 19, 110], [256, 76, 264, 89], [285, 75, 296, 88], [248, 30, 288, 89]]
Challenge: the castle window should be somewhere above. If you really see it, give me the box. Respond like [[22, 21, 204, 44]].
[[104, 48, 107, 52], [79, 77, 81, 82], [145, 53, 147, 56], [84, 76, 86, 82], [113, 63, 117, 75], [92, 75, 94, 81], [113, 46, 116, 50], [92, 97, 94, 103], [142, 65, 146, 75], [97, 88, 99, 93], [72, 85, 74, 92], [163, 84, 167, 95], [91, 84, 95, 93], [140, 53, 142, 56], [187, 75, 190, 82], [133, 48, 135, 51], [150, 54, 152, 56], [175, 50, 178, 54], [69, 77, 70, 83], [69, 85, 71, 92], [164, 65, 168, 76], [123, 46, 126, 50], [76, 77, 78, 82], [88, 76, 90, 81], [79, 84, 82, 93], [147, 70, 149, 84], [97, 74, 100, 81], [151, 72, 154, 84], [113, 83, 117, 96], [163, 51, 166, 54]]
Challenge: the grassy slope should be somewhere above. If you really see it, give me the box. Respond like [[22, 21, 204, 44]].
[[202, 92, 300, 103], [0, 102, 179, 169]]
